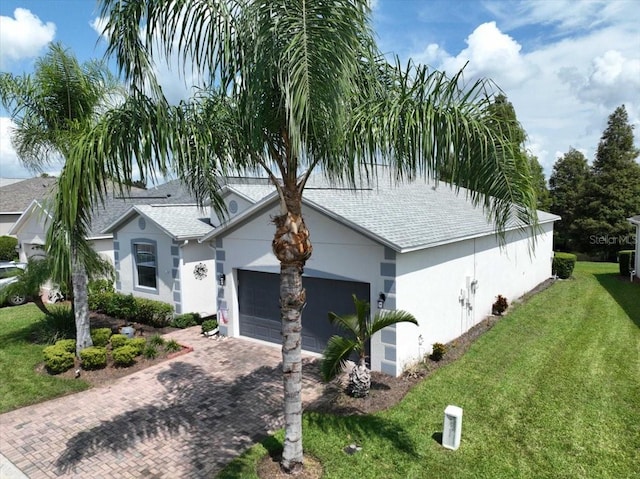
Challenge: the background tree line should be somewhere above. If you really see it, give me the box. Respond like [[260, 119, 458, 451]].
[[549, 105, 640, 261]]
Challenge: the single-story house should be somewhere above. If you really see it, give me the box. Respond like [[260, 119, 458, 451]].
[[628, 215, 639, 279], [0, 177, 56, 236], [186, 173, 558, 376]]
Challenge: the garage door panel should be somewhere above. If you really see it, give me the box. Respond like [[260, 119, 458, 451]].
[[238, 270, 370, 353]]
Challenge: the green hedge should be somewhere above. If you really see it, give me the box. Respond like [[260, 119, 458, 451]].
[[110, 334, 128, 349], [553, 252, 577, 279], [89, 291, 173, 327], [80, 347, 107, 370], [171, 312, 201, 328], [90, 328, 112, 347], [127, 338, 147, 356], [0, 236, 18, 261], [43, 345, 75, 374], [618, 250, 636, 277], [113, 345, 137, 367], [55, 339, 76, 353]]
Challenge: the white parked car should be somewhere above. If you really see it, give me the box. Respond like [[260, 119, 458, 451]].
[[0, 261, 28, 306]]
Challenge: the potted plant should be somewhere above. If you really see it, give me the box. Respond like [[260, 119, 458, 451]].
[[201, 319, 219, 336]]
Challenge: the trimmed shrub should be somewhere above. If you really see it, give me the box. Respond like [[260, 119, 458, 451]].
[[618, 250, 636, 277], [113, 345, 137, 367], [88, 278, 114, 295], [553, 252, 577, 279], [430, 342, 447, 362], [90, 328, 112, 347], [109, 293, 137, 320], [110, 334, 128, 349], [143, 344, 159, 359], [171, 312, 201, 329], [165, 339, 182, 353], [80, 347, 107, 370], [55, 339, 76, 353], [88, 291, 174, 327], [43, 345, 75, 374], [127, 337, 147, 356], [492, 295, 509, 315], [135, 298, 173, 327], [201, 319, 218, 335], [0, 235, 18, 261]]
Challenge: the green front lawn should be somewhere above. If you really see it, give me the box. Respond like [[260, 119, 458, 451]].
[[0, 305, 89, 413], [220, 262, 640, 478]]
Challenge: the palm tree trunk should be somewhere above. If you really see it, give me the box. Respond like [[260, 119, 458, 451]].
[[272, 187, 312, 473], [71, 251, 92, 357], [32, 296, 50, 315]]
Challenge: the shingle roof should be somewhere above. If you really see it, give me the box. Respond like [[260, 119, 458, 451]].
[[0, 177, 57, 213], [5, 177, 199, 239], [87, 180, 197, 237], [129, 204, 214, 239], [202, 172, 559, 252]]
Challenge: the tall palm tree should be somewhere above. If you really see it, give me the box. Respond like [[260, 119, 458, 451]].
[[322, 295, 418, 398], [76, 0, 539, 472], [0, 43, 123, 356]]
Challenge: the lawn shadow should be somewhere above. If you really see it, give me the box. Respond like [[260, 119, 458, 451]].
[[54, 360, 284, 478], [431, 431, 443, 445], [594, 273, 640, 328], [304, 411, 419, 458]]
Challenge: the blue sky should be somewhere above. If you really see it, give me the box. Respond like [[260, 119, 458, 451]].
[[1, 0, 639, 181]]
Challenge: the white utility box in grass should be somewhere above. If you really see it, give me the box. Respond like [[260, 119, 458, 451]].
[[442, 405, 463, 450]]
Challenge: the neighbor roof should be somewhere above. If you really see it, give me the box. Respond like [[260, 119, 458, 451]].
[[8, 179, 198, 239], [628, 215, 640, 225], [0, 177, 57, 213], [201, 172, 559, 253]]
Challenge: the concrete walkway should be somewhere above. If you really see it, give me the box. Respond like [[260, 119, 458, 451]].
[[0, 328, 324, 478]]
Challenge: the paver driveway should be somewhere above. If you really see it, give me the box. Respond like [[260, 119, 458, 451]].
[[0, 328, 324, 478]]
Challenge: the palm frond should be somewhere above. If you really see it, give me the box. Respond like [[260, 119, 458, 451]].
[[320, 335, 358, 382], [369, 310, 418, 337]]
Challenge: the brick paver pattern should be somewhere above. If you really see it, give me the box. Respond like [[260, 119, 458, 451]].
[[0, 328, 324, 478]]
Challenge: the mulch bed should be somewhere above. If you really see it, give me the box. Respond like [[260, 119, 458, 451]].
[[308, 277, 556, 416], [37, 313, 189, 388]]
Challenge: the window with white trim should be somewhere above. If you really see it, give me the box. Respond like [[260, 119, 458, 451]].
[[134, 243, 157, 289]]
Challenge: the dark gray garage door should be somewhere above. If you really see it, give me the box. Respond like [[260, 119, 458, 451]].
[[238, 270, 370, 353]]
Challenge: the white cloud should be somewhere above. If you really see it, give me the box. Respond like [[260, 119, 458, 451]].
[[414, 22, 538, 89], [0, 8, 55, 67], [410, 15, 640, 176], [0, 117, 63, 179], [484, 0, 633, 34]]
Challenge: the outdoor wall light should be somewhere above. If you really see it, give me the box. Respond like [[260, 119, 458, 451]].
[[377, 292, 386, 309], [218, 273, 226, 286], [470, 279, 479, 294]]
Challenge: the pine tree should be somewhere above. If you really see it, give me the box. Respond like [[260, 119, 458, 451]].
[[549, 148, 590, 251], [574, 105, 640, 259]]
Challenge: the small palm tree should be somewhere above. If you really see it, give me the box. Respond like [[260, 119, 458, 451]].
[[321, 295, 418, 398]]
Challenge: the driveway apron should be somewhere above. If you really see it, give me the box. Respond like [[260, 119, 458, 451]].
[[0, 328, 323, 478]]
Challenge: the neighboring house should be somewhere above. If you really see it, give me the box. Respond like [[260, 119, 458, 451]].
[[195, 173, 558, 376], [0, 177, 56, 236], [628, 215, 640, 279], [9, 179, 193, 265]]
